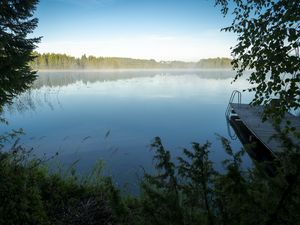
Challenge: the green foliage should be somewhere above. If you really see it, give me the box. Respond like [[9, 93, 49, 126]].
[[137, 136, 300, 225], [29, 52, 233, 70], [1, 133, 300, 225], [0, 0, 41, 107], [139, 138, 219, 225], [215, 0, 300, 123], [196, 57, 232, 68], [140, 137, 183, 225], [0, 138, 120, 225], [177, 142, 217, 225]]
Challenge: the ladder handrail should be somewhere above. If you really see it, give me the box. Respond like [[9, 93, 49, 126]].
[[225, 90, 242, 120], [225, 90, 242, 140]]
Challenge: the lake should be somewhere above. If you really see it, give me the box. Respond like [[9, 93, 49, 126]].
[[0, 69, 253, 192]]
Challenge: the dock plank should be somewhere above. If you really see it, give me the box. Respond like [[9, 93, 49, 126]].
[[230, 103, 300, 154]]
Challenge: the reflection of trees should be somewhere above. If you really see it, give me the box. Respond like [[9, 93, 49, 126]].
[[1, 70, 238, 115], [33, 71, 148, 89], [33, 70, 237, 89]]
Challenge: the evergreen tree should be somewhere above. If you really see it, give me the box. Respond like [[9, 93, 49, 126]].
[[29, 53, 233, 70], [0, 0, 41, 107]]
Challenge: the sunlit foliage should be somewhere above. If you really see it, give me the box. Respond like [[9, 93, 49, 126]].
[[29, 52, 233, 69]]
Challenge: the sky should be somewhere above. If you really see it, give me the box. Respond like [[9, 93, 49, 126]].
[[33, 0, 236, 61]]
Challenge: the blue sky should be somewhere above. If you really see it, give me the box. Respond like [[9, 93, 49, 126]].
[[33, 0, 236, 61]]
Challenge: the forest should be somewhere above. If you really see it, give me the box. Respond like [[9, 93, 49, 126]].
[[29, 53, 232, 69]]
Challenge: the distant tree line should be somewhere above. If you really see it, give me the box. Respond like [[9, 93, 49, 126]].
[[29, 52, 232, 69]]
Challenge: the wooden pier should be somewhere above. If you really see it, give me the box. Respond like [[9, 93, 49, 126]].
[[228, 103, 300, 156]]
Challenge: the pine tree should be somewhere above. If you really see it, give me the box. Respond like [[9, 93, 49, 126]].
[[0, 0, 41, 107]]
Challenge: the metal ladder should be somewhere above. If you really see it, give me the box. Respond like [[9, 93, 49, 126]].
[[225, 90, 242, 140], [225, 90, 241, 120]]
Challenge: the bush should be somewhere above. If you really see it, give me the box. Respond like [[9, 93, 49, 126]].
[[0, 142, 118, 225], [1, 134, 299, 225]]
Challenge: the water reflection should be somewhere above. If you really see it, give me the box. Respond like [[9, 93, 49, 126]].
[[33, 69, 238, 89], [1, 69, 253, 193], [5, 69, 252, 115]]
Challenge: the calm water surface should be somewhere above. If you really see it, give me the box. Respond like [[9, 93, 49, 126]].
[[1, 70, 253, 192]]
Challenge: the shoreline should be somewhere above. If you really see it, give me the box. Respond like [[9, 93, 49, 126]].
[[36, 68, 234, 73]]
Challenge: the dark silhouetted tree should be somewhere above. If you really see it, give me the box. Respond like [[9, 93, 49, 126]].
[[0, 0, 41, 107]]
